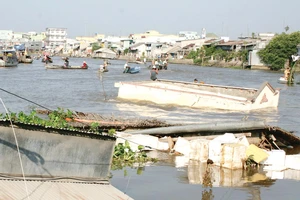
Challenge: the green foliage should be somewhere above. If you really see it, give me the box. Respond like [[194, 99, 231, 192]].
[[237, 49, 248, 63], [1, 108, 76, 130], [90, 122, 100, 132], [47, 108, 74, 129], [258, 32, 300, 70], [92, 43, 101, 52], [108, 128, 116, 136], [245, 155, 257, 169], [123, 48, 129, 55], [186, 49, 200, 59], [112, 141, 157, 173]]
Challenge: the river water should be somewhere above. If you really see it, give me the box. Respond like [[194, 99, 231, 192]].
[[1, 57, 299, 200]]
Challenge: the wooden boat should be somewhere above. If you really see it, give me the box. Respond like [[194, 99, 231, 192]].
[[115, 79, 280, 111], [0, 49, 18, 67], [158, 62, 168, 70], [123, 66, 141, 74], [128, 60, 144, 64], [41, 57, 53, 63], [45, 64, 88, 69], [99, 68, 109, 73], [136, 61, 145, 64], [99, 64, 108, 72], [19, 55, 33, 64]]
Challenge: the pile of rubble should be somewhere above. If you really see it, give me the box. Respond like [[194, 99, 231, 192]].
[[116, 132, 300, 171]]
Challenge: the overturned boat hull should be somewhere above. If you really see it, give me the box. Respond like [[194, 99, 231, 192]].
[[115, 79, 280, 111]]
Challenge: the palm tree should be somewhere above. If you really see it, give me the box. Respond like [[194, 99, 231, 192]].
[[284, 26, 290, 33]]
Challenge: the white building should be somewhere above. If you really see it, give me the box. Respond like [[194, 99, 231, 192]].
[[258, 33, 275, 41], [179, 31, 200, 40], [44, 28, 67, 49], [0, 30, 13, 41], [201, 28, 206, 39]]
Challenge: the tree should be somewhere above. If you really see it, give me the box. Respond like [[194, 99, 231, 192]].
[[92, 43, 101, 52], [186, 49, 200, 60], [284, 26, 290, 33], [257, 32, 300, 70], [123, 48, 129, 55]]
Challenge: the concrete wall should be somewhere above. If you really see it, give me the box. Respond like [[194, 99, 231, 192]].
[[0, 126, 115, 180], [168, 59, 194, 65], [249, 49, 264, 66]]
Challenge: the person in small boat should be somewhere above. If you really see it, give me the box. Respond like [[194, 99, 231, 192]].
[[99, 64, 105, 71], [163, 59, 168, 69], [45, 55, 51, 64], [150, 66, 158, 81], [64, 57, 69, 67], [82, 61, 88, 69], [103, 61, 108, 70], [194, 78, 198, 83], [154, 59, 159, 69], [123, 62, 130, 73]]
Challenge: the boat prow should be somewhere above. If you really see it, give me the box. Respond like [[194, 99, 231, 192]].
[[278, 77, 288, 84]]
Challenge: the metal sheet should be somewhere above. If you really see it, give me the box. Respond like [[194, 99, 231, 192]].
[[0, 179, 133, 200]]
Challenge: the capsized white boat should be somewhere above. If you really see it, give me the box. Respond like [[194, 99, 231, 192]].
[[114, 79, 280, 111]]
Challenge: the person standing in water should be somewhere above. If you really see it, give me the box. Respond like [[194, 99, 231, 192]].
[[150, 66, 158, 81]]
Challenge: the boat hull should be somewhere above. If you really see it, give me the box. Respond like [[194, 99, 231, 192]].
[[0, 121, 115, 179], [115, 79, 280, 111], [0, 62, 18, 67], [123, 66, 140, 74], [45, 64, 88, 69], [20, 58, 33, 64], [0, 49, 19, 67]]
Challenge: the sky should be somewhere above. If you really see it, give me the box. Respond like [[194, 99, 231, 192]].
[[2, 0, 299, 39]]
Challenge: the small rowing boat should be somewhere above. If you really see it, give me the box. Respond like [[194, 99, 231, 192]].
[[45, 64, 88, 69]]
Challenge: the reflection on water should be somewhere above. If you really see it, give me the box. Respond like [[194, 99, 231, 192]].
[[201, 165, 214, 200], [2, 58, 300, 199]]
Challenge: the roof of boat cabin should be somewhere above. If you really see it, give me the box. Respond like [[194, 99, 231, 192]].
[[1, 49, 16, 52]]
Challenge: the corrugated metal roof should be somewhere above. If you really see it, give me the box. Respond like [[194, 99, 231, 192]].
[[94, 48, 117, 55], [0, 178, 133, 200], [129, 43, 144, 50], [166, 46, 182, 54]]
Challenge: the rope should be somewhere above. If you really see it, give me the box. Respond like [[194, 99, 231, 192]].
[[0, 87, 52, 111], [124, 175, 131, 194], [0, 98, 31, 200], [98, 71, 107, 100]]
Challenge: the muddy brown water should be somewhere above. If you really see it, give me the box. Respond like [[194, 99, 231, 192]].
[[1, 57, 300, 200]]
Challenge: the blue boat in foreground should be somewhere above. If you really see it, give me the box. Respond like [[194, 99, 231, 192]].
[[123, 66, 140, 74]]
